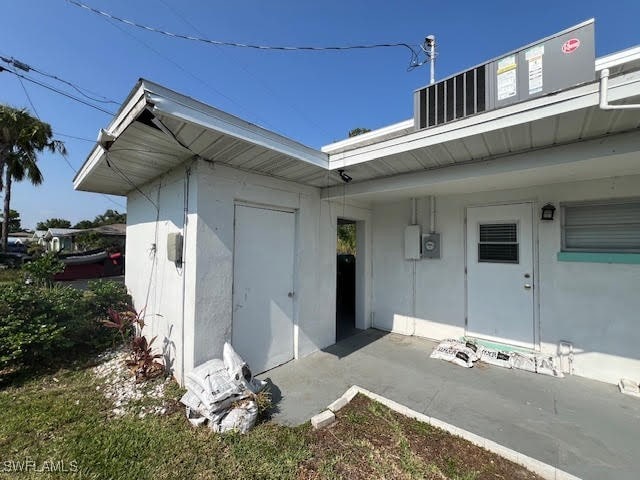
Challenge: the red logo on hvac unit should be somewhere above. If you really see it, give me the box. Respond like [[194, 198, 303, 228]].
[[562, 38, 581, 54]]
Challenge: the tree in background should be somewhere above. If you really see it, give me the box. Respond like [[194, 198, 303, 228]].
[[348, 127, 372, 138], [0, 105, 65, 251], [337, 223, 356, 255], [36, 218, 72, 230], [92, 209, 126, 226], [73, 209, 126, 229], [0, 209, 21, 233], [72, 219, 94, 229]]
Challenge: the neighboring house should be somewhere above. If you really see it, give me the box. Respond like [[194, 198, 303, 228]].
[[74, 22, 640, 386], [31, 230, 47, 246], [44, 228, 85, 253], [89, 223, 127, 251]]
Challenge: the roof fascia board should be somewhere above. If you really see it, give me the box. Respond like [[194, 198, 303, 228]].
[[322, 129, 640, 200], [595, 45, 640, 71], [320, 43, 639, 156], [141, 80, 328, 169], [73, 82, 149, 187], [321, 119, 414, 154], [329, 71, 640, 168]]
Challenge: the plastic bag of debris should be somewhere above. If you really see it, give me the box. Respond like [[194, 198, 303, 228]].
[[184, 359, 244, 412], [509, 353, 564, 378], [430, 339, 477, 368], [618, 378, 640, 398], [211, 400, 259, 434], [181, 342, 266, 433], [479, 348, 513, 369], [223, 343, 267, 394]]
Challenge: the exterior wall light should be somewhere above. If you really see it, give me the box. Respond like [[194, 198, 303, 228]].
[[541, 203, 556, 221]]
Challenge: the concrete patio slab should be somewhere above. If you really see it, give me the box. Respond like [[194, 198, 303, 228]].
[[258, 329, 640, 480]]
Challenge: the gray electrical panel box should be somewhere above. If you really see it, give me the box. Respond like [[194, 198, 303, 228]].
[[404, 225, 421, 260], [167, 232, 183, 264], [422, 233, 441, 259], [414, 19, 595, 130]]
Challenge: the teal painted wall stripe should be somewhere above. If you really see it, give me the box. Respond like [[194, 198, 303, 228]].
[[557, 252, 640, 264]]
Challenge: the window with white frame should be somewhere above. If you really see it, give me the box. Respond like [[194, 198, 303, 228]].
[[561, 199, 640, 253]]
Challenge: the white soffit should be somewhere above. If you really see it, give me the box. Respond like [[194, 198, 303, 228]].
[[326, 70, 640, 175], [74, 79, 332, 195]]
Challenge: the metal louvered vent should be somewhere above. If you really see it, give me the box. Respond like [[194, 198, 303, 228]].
[[413, 20, 595, 131], [416, 66, 486, 129]]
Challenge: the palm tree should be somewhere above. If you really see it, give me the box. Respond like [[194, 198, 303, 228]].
[[0, 105, 65, 251]]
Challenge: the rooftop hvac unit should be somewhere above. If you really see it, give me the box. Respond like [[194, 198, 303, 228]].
[[414, 19, 595, 131]]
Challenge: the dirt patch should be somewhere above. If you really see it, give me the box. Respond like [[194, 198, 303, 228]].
[[299, 394, 543, 480]]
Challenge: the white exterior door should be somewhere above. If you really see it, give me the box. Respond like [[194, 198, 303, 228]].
[[466, 203, 535, 348], [232, 205, 295, 374]]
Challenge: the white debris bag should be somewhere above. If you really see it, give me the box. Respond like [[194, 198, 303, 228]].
[[509, 352, 564, 377], [479, 348, 513, 369], [430, 339, 477, 368], [213, 400, 259, 434], [180, 342, 266, 433], [619, 378, 640, 398]]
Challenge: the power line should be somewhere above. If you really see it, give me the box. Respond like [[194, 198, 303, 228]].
[[16, 75, 40, 118], [66, 0, 420, 67], [0, 54, 118, 105], [53, 132, 95, 143], [157, 0, 333, 138], [59, 153, 126, 209], [105, 152, 158, 210], [102, 16, 285, 134], [0, 66, 115, 115]]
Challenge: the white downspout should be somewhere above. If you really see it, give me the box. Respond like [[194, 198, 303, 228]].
[[600, 68, 640, 110]]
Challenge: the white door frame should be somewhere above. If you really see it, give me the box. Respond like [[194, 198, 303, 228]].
[[231, 200, 299, 365], [463, 200, 541, 351]]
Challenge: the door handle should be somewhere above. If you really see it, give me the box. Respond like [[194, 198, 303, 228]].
[[524, 284, 532, 289], [288, 291, 295, 298]]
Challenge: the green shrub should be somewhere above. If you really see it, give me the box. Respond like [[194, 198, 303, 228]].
[[85, 280, 131, 320], [0, 280, 133, 371], [22, 252, 64, 287], [0, 282, 69, 368]]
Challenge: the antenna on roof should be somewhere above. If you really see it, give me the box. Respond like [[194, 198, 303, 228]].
[[424, 35, 436, 85]]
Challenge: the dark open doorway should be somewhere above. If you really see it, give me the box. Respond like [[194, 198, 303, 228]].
[[336, 219, 360, 341]]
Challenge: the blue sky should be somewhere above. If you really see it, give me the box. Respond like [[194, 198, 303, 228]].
[[1, 0, 639, 229]]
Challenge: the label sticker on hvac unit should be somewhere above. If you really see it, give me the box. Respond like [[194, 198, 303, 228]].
[[561, 38, 581, 54], [497, 55, 517, 100], [525, 45, 544, 95]]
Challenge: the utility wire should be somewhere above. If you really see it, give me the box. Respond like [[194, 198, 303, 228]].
[[0, 66, 115, 115], [16, 75, 40, 118], [53, 132, 96, 143], [66, 0, 421, 67], [157, 0, 333, 138], [102, 17, 285, 134], [0, 54, 118, 105], [105, 152, 158, 210], [9, 74, 126, 210]]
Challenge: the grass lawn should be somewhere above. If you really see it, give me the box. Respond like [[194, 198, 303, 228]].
[[0, 357, 542, 480]]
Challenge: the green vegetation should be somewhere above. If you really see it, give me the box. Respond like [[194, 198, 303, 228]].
[[337, 223, 356, 254], [0, 264, 130, 372], [0, 105, 66, 252], [35, 218, 72, 230], [0, 370, 539, 480]]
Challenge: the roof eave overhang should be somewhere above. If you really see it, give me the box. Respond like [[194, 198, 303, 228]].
[[73, 80, 328, 196], [73, 81, 150, 192], [327, 69, 640, 170]]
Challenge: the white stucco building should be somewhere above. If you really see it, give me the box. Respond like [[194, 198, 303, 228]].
[[74, 28, 640, 386]]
